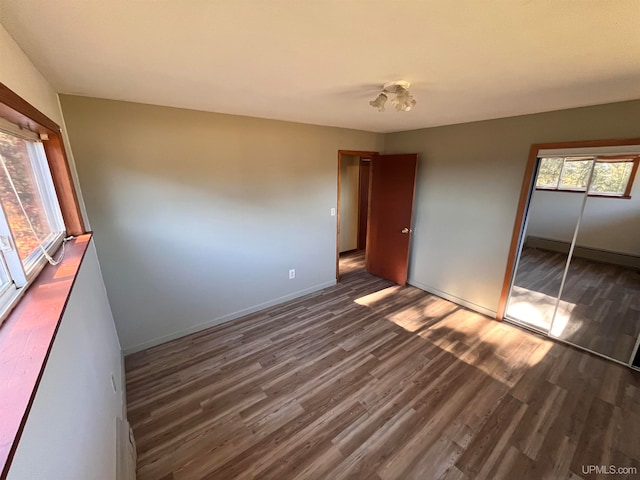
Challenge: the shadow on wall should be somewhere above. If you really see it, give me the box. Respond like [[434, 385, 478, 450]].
[[576, 208, 640, 256], [60, 96, 383, 351], [89, 165, 339, 351], [527, 190, 640, 256]]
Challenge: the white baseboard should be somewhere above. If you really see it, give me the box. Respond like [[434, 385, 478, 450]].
[[122, 280, 337, 354], [407, 279, 497, 318]]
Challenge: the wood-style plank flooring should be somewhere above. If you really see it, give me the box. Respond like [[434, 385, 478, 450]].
[[508, 247, 640, 363], [126, 250, 640, 480]]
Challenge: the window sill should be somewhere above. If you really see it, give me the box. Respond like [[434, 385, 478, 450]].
[[0, 234, 66, 327], [534, 187, 631, 199], [0, 234, 91, 479]]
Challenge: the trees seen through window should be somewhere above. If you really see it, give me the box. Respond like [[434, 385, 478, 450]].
[[536, 156, 637, 197]]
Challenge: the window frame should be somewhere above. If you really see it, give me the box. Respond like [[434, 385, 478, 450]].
[[0, 83, 85, 323], [0, 83, 84, 235], [535, 155, 640, 199], [0, 133, 65, 264]]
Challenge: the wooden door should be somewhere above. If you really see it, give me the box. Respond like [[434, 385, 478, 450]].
[[357, 159, 371, 250], [366, 154, 418, 285]]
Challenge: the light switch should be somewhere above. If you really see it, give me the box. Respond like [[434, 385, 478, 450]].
[[330, 208, 336, 216]]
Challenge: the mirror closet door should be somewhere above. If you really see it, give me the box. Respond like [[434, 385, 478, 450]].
[[504, 157, 590, 333], [551, 156, 640, 364]]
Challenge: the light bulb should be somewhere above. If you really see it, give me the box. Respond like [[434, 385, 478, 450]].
[[391, 88, 416, 112], [369, 92, 388, 112]]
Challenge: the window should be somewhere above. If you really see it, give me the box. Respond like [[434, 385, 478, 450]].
[[0, 81, 84, 322], [536, 156, 638, 197], [0, 82, 87, 478], [0, 121, 65, 316]]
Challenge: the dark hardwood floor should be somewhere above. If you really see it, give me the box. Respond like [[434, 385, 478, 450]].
[[339, 249, 367, 276], [126, 252, 640, 480], [507, 247, 640, 363]]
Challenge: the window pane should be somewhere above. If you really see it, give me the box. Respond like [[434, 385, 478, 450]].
[[589, 161, 633, 195], [0, 132, 56, 261], [559, 159, 593, 190], [536, 157, 563, 188]]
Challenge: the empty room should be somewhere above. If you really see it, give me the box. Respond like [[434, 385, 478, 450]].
[[0, 1, 639, 479]]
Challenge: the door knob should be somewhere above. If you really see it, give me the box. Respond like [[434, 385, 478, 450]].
[[401, 228, 410, 234]]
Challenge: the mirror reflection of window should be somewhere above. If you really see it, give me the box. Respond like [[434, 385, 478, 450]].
[[535, 155, 638, 197]]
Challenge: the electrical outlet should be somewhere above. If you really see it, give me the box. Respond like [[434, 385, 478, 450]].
[[289, 269, 296, 279], [330, 208, 336, 216]]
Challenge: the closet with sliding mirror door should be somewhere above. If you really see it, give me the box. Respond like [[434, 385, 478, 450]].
[[504, 142, 640, 369], [506, 156, 587, 333]]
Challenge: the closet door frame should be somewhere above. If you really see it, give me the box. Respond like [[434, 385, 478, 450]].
[[498, 137, 640, 369]]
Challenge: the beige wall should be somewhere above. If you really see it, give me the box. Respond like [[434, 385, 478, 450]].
[[385, 100, 640, 316], [527, 181, 640, 256], [339, 154, 359, 252], [60, 95, 384, 352], [0, 24, 61, 124], [0, 24, 90, 227]]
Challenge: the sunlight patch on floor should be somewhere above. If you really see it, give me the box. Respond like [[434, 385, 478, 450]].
[[524, 340, 554, 367], [550, 309, 572, 337], [421, 299, 458, 318], [387, 306, 423, 332], [412, 307, 554, 386], [507, 301, 551, 331], [507, 286, 577, 337], [358, 283, 562, 387], [354, 286, 401, 307]]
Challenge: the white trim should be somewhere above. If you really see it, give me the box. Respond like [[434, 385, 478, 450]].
[[0, 199, 27, 287], [538, 145, 640, 157], [407, 279, 497, 318], [122, 280, 337, 354]]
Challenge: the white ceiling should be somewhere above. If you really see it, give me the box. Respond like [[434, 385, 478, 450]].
[[1, 0, 639, 133]]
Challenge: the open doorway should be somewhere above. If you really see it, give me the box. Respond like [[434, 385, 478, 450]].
[[336, 150, 376, 281], [336, 151, 419, 285]]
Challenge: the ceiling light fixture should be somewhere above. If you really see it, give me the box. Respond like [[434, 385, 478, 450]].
[[369, 81, 416, 112]]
